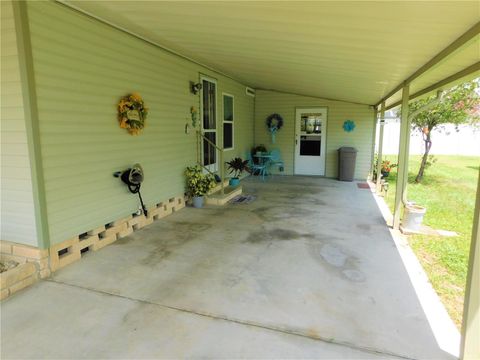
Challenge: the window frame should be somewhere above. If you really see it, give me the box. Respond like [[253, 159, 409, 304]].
[[222, 92, 234, 151]]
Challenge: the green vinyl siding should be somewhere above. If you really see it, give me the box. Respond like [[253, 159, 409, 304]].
[[0, 0, 38, 246], [27, 1, 254, 245], [254, 90, 374, 179]]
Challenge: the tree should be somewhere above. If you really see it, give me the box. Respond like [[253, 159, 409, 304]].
[[399, 80, 480, 183]]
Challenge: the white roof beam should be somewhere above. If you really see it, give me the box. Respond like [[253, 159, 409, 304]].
[[376, 22, 480, 107], [384, 62, 480, 111]]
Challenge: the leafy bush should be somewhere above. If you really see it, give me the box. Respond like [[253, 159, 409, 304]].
[[185, 166, 216, 197], [226, 157, 249, 178]]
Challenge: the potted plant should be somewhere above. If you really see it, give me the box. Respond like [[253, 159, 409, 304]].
[[251, 144, 267, 164], [226, 157, 249, 186], [185, 165, 216, 208], [381, 160, 397, 178]]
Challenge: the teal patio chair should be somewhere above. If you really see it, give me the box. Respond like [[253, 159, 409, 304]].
[[269, 149, 285, 175], [246, 152, 267, 181]]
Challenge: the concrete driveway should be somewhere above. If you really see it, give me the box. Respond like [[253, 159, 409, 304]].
[[1, 177, 457, 359]]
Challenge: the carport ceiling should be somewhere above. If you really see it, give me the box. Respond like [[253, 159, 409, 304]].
[[64, 1, 479, 106]]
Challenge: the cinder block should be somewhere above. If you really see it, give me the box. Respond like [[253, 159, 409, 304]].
[[87, 226, 105, 236], [92, 234, 117, 251], [128, 215, 145, 227], [1, 288, 9, 300], [150, 207, 167, 220], [50, 237, 81, 272], [1, 254, 27, 265], [9, 274, 37, 295], [165, 199, 176, 212], [174, 197, 185, 211], [104, 222, 128, 237], [50, 250, 81, 272], [0, 242, 13, 255], [36, 257, 49, 270], [0, 262, 36, 289], [118, 226, 134, 238], [12, 245, 48, 260], [39, 268, 51, 279], [164, 206, 173, 216], [78, 234, 98, 250], [131, 215, 154, 231], [50, 237, 78, 254]]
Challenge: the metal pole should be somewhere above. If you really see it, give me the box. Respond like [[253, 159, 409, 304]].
[[220, 150, 224, 195], [393, 83, 410, 229], [376, 101, 386, 193], [460, 168, 480, 359]]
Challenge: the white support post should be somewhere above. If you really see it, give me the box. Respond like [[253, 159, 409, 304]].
[[393, 84, 410, 229], [461, 169, 480, 359], [369, 107, 378, 181], [376, 101, 386, 193]]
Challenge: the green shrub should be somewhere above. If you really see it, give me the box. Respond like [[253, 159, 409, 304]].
[[185, 165, 216, 197]]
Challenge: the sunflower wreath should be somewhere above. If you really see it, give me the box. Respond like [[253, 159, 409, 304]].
[[118, 93, 148, 135]]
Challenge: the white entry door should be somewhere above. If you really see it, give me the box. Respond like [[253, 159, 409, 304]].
[[200, 76, 218, 172], [294, 107, 327, 175]]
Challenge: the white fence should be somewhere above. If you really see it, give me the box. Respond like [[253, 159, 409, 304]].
[[376, 120, 480, 156]]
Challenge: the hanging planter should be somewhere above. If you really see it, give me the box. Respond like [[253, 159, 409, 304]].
[[266, 113, 283, 143], [117, 93, 148, 135]]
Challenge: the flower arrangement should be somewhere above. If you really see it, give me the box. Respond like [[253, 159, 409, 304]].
[[190, 106, 198, 128], [185, 165, 216, 197], [118, 93, 148, 135], [381, 160, 397, 173]]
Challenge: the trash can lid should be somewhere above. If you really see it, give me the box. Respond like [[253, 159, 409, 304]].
[[338, 147, 357, 152]]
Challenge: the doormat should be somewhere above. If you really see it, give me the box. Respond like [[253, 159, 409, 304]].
[[357, 182, 371, 189], [229, 194, 257, 204]]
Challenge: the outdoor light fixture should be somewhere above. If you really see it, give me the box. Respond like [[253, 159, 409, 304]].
[[190, 81, 202, 94]]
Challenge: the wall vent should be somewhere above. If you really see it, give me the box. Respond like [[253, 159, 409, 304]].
[[245, 87, 255, 97]]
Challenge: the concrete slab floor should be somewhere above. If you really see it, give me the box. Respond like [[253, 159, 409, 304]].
[[1, 177, 456, 359]]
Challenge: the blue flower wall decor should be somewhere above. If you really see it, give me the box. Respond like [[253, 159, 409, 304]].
[[343, 120, 356, 132]]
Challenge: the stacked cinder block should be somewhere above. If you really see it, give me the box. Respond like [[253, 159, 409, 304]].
[[0, 241, 50, 300], [0, 195, 186, 300]]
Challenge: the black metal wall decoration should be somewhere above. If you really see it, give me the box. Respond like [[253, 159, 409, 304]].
[[113, 163, 148, 216]]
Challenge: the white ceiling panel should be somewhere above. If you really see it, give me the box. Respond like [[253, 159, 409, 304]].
[[64, 1, 480, 105]]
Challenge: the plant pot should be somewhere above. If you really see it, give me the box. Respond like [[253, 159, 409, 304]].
[[192, 196, 204, 208], [381, 170, 390, 178], [229, 178, 240, 187]]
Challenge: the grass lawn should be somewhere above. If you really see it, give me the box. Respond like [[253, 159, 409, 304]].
[[382, 155, 479, 329]]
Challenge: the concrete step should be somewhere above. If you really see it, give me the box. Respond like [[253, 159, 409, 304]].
[[208, 179, 230, 195], [205, 185, 242, 206]]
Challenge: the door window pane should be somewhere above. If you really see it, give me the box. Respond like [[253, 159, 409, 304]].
[[223, 94, 234, 150], [203, 132, 216, 166], [203, 80, 216, 130], [300, 138, 321, 156], [223, 96, 233, 121], [223, 123, 233, 149]]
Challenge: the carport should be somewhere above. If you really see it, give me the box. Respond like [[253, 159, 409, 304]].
[[1, 1, 479, 358]]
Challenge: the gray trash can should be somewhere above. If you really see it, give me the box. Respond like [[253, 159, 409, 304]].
[[338, 147, 357, 181]]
